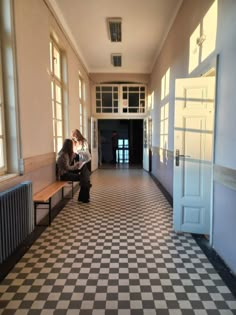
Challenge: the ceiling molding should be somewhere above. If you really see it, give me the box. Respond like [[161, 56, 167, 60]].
[[46, 0, 89, 72]]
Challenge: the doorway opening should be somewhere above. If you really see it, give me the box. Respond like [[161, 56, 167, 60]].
[[98, 119, 143, 168]]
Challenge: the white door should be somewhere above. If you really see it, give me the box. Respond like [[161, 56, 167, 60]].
[[173, 77, 215, 234], [90, 117, 98, 171], [143, 118, 149, 171]]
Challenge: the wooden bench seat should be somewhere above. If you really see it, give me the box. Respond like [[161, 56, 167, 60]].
[[33, 181, 68, 226]]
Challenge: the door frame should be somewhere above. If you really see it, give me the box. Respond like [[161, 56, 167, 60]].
[[175, 55, 218, 245]]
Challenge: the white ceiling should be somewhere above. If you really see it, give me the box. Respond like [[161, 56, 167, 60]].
[[48, 0, 182, 74]]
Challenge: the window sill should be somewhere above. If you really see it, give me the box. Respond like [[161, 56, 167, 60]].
[[0, 173, 19, 184]]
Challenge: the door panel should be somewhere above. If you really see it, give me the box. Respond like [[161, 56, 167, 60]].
[[90, 117, 98, 171], [174, 77, 215, 234]]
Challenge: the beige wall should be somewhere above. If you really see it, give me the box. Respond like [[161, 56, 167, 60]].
[[90, 73, 149, 84], [1, 0, 91, 193], [14, 0, 53, 158], [149, 0, 236, 274], [149, 0, 215, 149]]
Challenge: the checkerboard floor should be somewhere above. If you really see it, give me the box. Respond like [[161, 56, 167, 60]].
[[0, 169, 236, 315]]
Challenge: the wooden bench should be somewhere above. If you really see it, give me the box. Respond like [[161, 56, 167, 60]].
[[33, 181, 68, 226]]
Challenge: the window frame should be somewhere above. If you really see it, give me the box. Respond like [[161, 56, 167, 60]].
[[0, 42, 7, 175], [50, 38, 64, 154], [79, 76, 84, 134], [95, 84, 147, 115]]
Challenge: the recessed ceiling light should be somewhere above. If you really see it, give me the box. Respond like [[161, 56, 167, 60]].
[[107, 18, 122, 42], [111, 54, 122, 67]]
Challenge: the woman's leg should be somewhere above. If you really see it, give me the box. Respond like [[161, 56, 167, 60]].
[[78, 164, 91, 202], [60, 171, 80, 182]]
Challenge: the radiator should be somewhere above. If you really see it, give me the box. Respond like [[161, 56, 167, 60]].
[[0, 181, 34, 264]]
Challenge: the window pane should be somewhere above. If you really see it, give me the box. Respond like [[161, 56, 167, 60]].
[[53, 138, 56, 152], [102, 86, 112, 92], [129, 108, 138, 113], [79, 78, 82, 99], [102, 93, 112, 107], [51, 82, 54, 99], [129, 87, 139, 92], [103, 107, 112, 113], [55, 85, 61, 103], [56, 103, 62, 120], [129, 93, 139, 107], [49, 42, 53, 73], [52, 119, 55, 135], [57, 121, 63, 137], [57, 137, 63, 153], [52, 101, 55, 118], [118, 139, 123, 147], [83, 82, 86, 102], [53, 46, 61, 79]]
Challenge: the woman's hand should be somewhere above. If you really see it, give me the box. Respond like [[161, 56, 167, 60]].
[[75, 161, 83, 169]]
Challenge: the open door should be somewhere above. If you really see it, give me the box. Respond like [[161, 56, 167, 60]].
[[143, 118, 149, 171], [148, 118, 152, 172], [90, 117, 98, 171], [173, 76, 215, 235]]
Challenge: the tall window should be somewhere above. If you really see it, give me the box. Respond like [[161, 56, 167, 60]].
[[79, 76, 85, 133], [0, 45, 6, 175], [50, 39, 63, 153]]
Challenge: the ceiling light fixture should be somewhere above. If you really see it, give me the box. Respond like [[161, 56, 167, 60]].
[[107, 18, 122, 42], [111, 54, 122, 67]]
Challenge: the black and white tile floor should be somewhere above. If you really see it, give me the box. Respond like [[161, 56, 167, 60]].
[[0, 169, 236, 315]]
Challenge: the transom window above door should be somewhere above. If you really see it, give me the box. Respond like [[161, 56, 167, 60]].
[[95, 84, 147, 115]]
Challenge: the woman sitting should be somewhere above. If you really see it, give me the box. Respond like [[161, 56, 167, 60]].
[[57, 138, 90, 202], [71, 129, 91, 202]]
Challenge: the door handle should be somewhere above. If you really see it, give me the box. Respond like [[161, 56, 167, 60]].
[[175, 149, 190, 166]]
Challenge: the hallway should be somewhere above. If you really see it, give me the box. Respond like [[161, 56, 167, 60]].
[[0, 169, 236, 315]]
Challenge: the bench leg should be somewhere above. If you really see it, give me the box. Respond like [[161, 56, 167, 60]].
[[34, 202, 37, 227], [34, 200, 51, 227], [48, 197, 52, 226]]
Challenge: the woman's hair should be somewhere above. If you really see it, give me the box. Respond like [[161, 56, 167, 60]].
[[59, 139, 74, 158], [71, 129, 86, 142]]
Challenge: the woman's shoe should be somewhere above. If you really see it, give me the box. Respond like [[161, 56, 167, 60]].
[[78, 198, 89, 203], [82, 199, 90, 203]]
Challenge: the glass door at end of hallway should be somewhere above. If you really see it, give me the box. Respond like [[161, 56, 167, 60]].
[[117, 139, 129, 163]]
